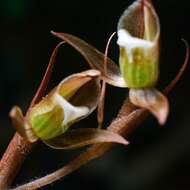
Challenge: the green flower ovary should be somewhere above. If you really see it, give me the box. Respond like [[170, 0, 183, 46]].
[[29, 105, 67, 140], [119, 47, 159, 88]]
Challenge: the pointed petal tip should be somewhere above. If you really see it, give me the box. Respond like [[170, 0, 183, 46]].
[[157, 104, 169, 126], [51, 31, 61, 38], [114, 133, 129, 145], [122, 139, 130, 145], [129, 88, 169, 126], [44, 128, 129, 149], [9, 105, 19, 118], [51, 30, 56, 35]]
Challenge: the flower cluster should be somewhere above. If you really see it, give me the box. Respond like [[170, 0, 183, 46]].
[[10, 0, 168, 150]]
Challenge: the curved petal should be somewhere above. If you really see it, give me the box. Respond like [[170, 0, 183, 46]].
[[51, 31, 127, 88], [129, 88, 169, 125], [9, 106, 38, 142], [117, 0, 160, 41], [56, 70, 101, 120], [44, 128, 129, 149]]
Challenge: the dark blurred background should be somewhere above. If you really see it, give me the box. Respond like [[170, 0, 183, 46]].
[[1, 0, 190, 189]]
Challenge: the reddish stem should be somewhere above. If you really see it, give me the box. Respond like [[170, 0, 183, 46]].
[[0, 42, 64, 189], [0, 38, 188, 190], [0, 134, 33, 190]]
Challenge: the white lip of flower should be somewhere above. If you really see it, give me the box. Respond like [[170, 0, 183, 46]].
[[54, 93, 89, 127], [117, 29, 155, 63]]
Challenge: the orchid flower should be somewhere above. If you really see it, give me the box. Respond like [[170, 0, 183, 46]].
[[10, 69, 128, 149], [51, 0, 169, 125]]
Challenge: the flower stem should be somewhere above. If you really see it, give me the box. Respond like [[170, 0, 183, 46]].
[[0, 134, 33, 190], [12, 99, 148, 190]]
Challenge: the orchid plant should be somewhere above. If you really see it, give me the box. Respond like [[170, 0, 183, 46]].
[[10, 0, 166, 151], [2, 0, 188, 189]]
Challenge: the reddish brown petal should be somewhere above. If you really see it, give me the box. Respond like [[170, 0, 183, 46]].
[[51, 31, 127, 87], [129, 88, 169, 125], [44, 128, 129, 149]]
